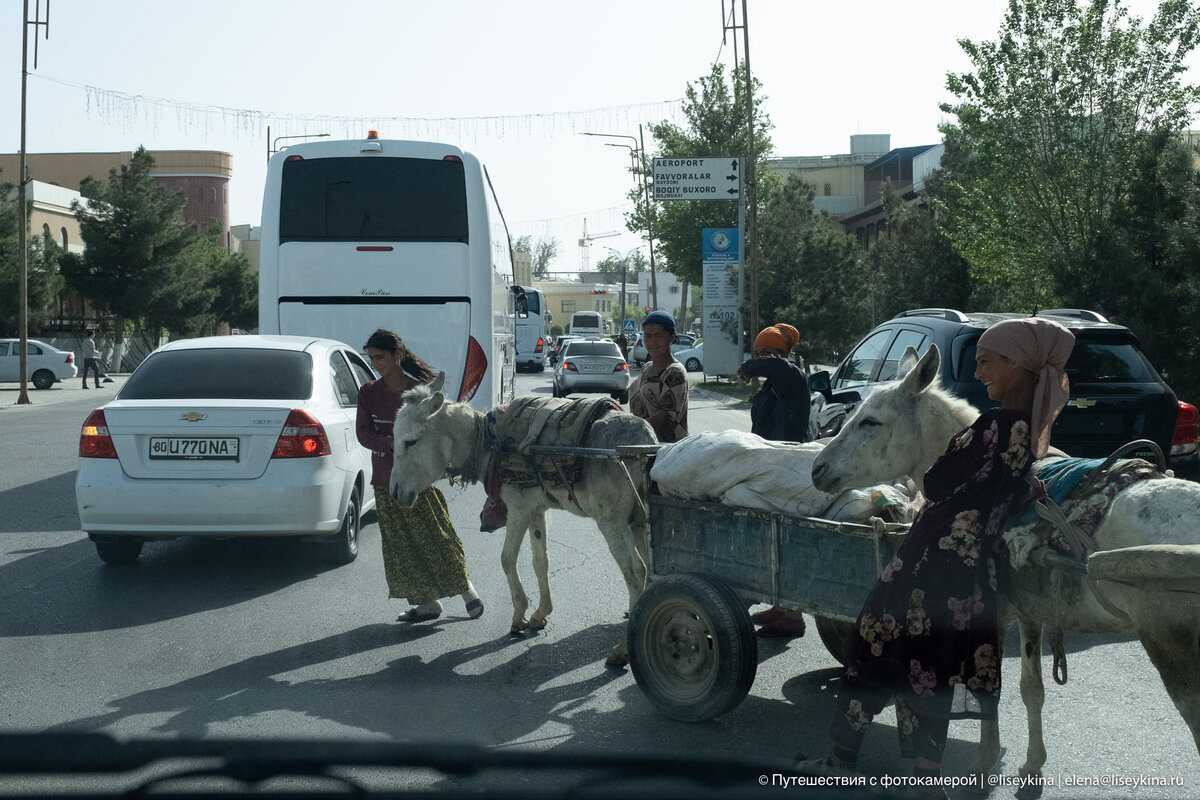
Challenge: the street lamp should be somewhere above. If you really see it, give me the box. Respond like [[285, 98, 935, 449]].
[[603, 245, 645, 332], [266, 129, 331, 162], [580, 130, 659, 312]]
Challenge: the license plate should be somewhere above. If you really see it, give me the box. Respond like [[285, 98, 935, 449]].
[[580, 363, 609, 373], [149, 437, 239, 461]]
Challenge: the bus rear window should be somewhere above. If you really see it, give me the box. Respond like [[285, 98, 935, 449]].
[[280, 157, 469, 243]]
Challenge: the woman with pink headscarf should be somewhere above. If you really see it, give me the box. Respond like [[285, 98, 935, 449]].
[[799, 317, 1074, 786]]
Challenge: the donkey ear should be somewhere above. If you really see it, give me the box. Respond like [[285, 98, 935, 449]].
[[420, 391, 445, 417], [896, 345, 921, 378], [430, 371, 446, 395], [901, 345, 940, 397]]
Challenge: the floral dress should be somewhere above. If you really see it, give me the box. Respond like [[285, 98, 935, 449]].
[[834, 408, 1032, 760]]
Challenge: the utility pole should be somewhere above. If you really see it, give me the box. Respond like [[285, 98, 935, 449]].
[[17, 0, 51, 405], [722, 0, 759, 340]]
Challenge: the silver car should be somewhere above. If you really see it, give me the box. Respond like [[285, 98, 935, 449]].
[[553, 339, 630, 404]]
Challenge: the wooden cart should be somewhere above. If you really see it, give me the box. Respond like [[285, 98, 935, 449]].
[[627, 491, 908, 722]]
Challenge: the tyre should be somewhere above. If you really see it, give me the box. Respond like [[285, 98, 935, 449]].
[[327, 485, 361, 565], [32, 369, 55, 390], [551, 383, 561, 398], [93, 537, 144, 565], [814, 616, 854, 664], [617, 390, 629, 405], [628, 573, 757, 722], [685, 357, 701, 372]]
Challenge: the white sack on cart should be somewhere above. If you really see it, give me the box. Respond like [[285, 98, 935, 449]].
[[651, 429, 917, 521], [650, 430, 835, 516]]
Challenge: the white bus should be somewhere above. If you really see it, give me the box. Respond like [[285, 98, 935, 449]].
[[569, 310, 607, 339], [512, 285, 547, 372], [259, 134, 515, 411]]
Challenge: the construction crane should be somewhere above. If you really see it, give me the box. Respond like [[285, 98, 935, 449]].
[[578, 218, 620, 273]]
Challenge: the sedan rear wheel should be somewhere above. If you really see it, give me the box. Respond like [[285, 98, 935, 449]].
[[685, 357, 702, 372], [93, 537, 144, 565], [327, 485, 361, 565], [32, 369, 55, 390]]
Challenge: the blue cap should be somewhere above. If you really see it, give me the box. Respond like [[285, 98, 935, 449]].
[[642, 310, 676, 337]]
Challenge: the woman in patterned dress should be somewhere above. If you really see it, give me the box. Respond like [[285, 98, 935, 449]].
[[356, 329, 484, 622], [628, 310, 689, 444], [801, 317, 1075, 782]]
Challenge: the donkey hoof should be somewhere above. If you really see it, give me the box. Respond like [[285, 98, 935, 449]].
[[604, 644, 630, 670], [527, 616, 548, 630]]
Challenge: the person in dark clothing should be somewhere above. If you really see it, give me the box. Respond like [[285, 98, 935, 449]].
[[737, 323, 811, 637], [798, 317, 1075, 788]]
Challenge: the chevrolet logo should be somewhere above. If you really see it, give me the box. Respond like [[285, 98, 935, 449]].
[[1067, 398, 1097, 409], [180, 412, 207, 422]]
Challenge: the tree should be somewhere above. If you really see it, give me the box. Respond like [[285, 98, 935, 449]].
[[937, 0, 1200, 308], [59, 148, 208, 359], [864, 180, 973, 323], [0, 173, 65, 334], [755, 174, 867, 360], [512, 235, 561, 278], [641, 61, 776, 308]]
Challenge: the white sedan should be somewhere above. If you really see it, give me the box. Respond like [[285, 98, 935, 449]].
[[76, 335, 377, 565], [0, 338, 78, 389]]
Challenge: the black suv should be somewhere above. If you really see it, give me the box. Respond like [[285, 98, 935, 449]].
[[829, 308, 1199, 475]]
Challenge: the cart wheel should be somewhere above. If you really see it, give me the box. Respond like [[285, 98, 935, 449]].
[[628, 573, 757, 722], [814, 616, 854, 664]]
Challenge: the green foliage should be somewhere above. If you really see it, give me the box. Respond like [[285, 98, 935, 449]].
[[513, 234, 560, 278], [937, 0, 1200, 306], [594, 248, 647, 283], [864, 181, 973, 322], [640, 61, 776, 289], [755, 174, 867, 361], [0, 173, 66, 332]]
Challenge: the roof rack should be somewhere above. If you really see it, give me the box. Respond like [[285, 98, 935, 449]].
[[892, 308, 970, 323], [1036, 308, 1109, 323]]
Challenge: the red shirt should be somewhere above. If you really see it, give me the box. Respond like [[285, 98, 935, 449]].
[[355, 376, 417, 488]]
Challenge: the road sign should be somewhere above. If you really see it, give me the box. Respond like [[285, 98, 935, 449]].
[[622, 320, 636, 334], [652, 157, 741, 201]]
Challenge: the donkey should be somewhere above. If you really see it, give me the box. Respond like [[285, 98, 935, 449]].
[[389, 374, 657, 666], [810, 344, 1200, 780]]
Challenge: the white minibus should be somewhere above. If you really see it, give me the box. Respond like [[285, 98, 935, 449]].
[[259, 134, 515, 410], [569, 310, 606, 339], [512, 286, 547, 372]]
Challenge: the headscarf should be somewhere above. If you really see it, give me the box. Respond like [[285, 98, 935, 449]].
[[754, 323, 800, 354], [642, 310, 676, 338], [977, 317, 1075, 459]]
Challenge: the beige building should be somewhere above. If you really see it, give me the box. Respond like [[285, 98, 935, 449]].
[[768, 134, 893, 216], [0, 149, 233, 245]]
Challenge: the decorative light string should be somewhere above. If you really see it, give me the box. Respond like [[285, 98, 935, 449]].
[[33, 74, 683, 146]]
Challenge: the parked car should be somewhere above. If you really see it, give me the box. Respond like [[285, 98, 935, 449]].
[[0, 338, 77, 389], [673, 341, 705, 373], [553, 338, 630, 403], [629, 332, 699, 366], [828, 308, 1199, 475], [76, 335, 378, 565], [548, 335, 581, 367]]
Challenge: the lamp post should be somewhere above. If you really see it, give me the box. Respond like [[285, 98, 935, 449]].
[[603, 245, 644, 331], [581, 131, 659, 312], [266, 130, 331, 162]]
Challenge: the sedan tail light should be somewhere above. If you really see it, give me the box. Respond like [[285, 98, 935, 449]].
[[66, 352, 75, 364], [612, 362, 629, 373], [1170, 401, 1198, 457], [563, 361, 578, 372], [272, 410, 332, 458], [79, 409, 117, 458]]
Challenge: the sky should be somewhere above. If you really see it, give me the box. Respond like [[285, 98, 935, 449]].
[[4, 0, 1198, 276]]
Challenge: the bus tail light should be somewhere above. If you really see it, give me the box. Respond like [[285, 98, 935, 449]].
[[272, 410, 332, 458], [458, 337, 488, 403], [80, 410, 118, 459], [535, 337, 544, 354]]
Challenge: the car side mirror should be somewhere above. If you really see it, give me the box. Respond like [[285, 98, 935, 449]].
[[831, 390, 861, 405], [808, 370, 831, 394]]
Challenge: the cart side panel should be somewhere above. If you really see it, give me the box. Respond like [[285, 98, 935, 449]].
[[649, 495, 899, 623]]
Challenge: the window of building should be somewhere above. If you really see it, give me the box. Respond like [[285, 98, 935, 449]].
[[210, 187, 217, 203], [41, 224, 51, 239], [824, 183, 832, 196], [561, 300, 576, 315], [60, 228, 68, 249]]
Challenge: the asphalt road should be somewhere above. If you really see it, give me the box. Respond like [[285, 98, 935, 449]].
[[0, 371, 1196, 797]]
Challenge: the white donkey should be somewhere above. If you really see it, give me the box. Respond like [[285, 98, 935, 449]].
[[811, 345, 1200, 780], [389, 374, 656, 666]]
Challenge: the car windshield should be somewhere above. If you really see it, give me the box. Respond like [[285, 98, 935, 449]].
[[563, 342, 620, 357], [119, 349, 314, 399]]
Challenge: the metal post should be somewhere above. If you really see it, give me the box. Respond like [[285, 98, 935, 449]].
[[741, 0, 759, 342], [17, 0, 31, 404], [639, 124, 659, 311]]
